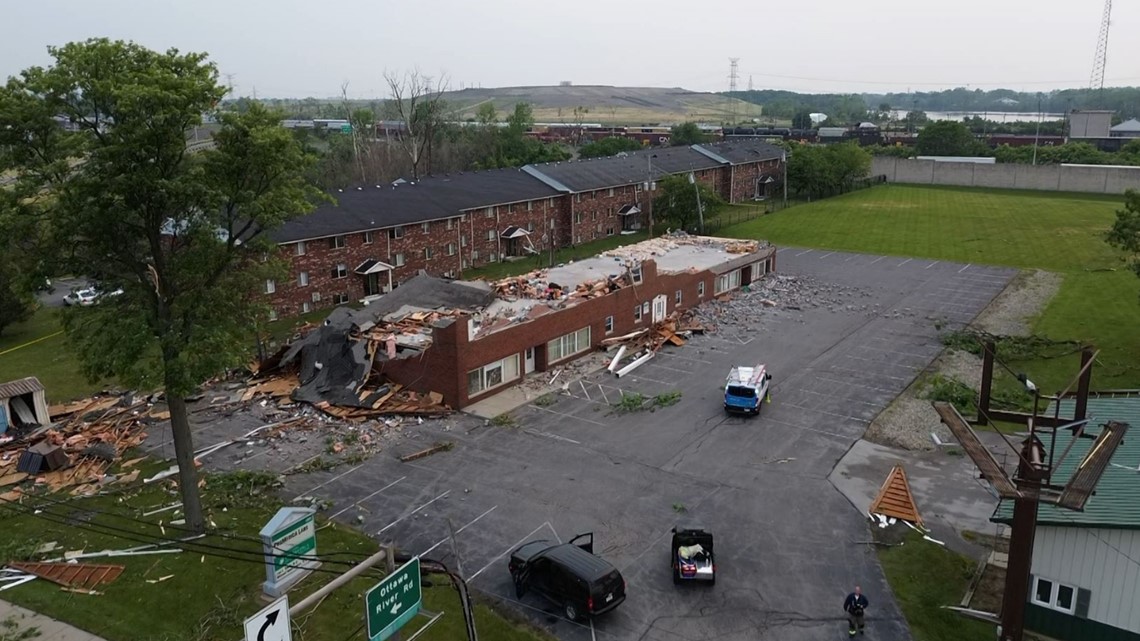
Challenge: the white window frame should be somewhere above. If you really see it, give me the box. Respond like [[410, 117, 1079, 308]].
[[489, 252, 497, 262], [461, 234, 467, 247], [265, 279, 276, 294], [608, 188, 614, 197], [294, 241, 307, 256], [1032, 576, 1077, 615], [634, 305, 642, 322], [422, 222, 430, 233], [675, 289, 682, 305], [334, 292, 349, 305], [698, 281, 706, 297], [393, 253, 406, 267], [486, 229, 496, 241], [311, 291, 321, 303], [329, 235, 346, 249], [630, 264, 643, 284], [446, 243, 456, 256], [526, 200, 533, 211], [547, 327, 591, 364], [447, 218, 455, 230], [467, 354, 520, 396], [302, 301, 312, 313], [485, 207, 494, 219], [298, 271, 309, 287], [424, 247, 434, 260], [333, 263, 348, 279], [390, 226, 404, 239], [364, 231, 374, 245], [604, 315, 614, 334], [715, 269, 742, 294], [268, 309, 278, 321]]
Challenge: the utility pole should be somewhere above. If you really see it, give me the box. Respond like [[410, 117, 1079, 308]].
[[782, 150, 788, 209], [1032, 93, 1043, 166], [689, 171, 704, 234], [645, 154, 657, 238]]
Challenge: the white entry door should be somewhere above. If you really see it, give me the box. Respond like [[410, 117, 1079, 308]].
[[652, 294, 667, 323], [524, 347, 535, 374]]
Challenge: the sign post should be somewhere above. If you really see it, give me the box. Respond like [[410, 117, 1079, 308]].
[[243, 595, 292, 641], [259, 507, 320, 598], [366, 556, 422, 641]]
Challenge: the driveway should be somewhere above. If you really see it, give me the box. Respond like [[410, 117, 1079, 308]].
[[173, 249, 1015, 640]]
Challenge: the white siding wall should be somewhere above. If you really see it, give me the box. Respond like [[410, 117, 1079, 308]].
[[1032, 526, 1140, 633]]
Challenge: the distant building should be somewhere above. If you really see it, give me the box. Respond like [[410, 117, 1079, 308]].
[[1067, 110, 1114, 139], [915, 156, 996, 164], [1110, 118, 1140, 139]]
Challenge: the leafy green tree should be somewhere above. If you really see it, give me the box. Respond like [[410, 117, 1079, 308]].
[[652, 175, 724, 231], [0, 39, 321, 533], [915, 120, 982, 156], [579, 136, 643, 158], [0, 262, 35, 337], [1106, 189, 1140, 292], [791, 111, 814, 129], [787, 142, 871, 200], [670, 122, 709, 146]]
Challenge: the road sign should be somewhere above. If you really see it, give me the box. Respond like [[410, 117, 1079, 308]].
[[244, 595, 292, 641], [366, 557, 422, 641], [260, 507, 321, 597]]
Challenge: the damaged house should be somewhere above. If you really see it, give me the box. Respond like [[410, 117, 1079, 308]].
[[275, 234, 777, 411]]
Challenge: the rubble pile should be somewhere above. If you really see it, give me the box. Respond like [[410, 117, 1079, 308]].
[[602, 311, 707, 376], [601, 231, 766, 262], [0, 393, 162, 499], [693, 274, 876, 330]]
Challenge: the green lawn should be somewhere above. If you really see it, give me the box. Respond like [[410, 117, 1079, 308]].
[[877, 531, 994, 641], [0, 465, 548, 641], [723, 185, 1140, 391], [0, 307, 106, 402]]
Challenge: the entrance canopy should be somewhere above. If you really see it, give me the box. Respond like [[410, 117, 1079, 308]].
[[500, 226, 531, 239], [618, 204, 641, 216], [355, 259, 394, 275]]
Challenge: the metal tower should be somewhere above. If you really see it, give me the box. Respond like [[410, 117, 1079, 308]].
[[728, 58, 740, 124], [1089, 0, 1112, 90]]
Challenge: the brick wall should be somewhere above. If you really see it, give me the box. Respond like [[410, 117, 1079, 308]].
[[375, 246, 778, 408], [728, 159, 783, 203], [568, 183, 644, 243]]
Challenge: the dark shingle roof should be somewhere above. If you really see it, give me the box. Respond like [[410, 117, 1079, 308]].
[[992, 394, 1140, 529], [270, 169, 559, 244], [525, 146, 721, 192], [697, 140, 785, 165]]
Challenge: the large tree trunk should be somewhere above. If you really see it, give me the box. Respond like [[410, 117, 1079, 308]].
[[167, 390, 206, 534]]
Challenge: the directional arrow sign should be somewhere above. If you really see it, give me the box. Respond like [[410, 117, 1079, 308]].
[[365, 557, 421, 641], [244, 595, 292, 641]]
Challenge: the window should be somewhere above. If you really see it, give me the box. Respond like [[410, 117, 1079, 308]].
[[331, 263, 348, 279], [461, 234, 467, 247], [472, 249, 479, 260], [698, 281, 706, 297], [298, 271, 309, 287], [489, 252, 497, 262], [312, 292, 321, 303], [485, 229, 495, 241], [393, 253, 405, 267], [548, 198, 555, 208], [302, 302, 312, 313], [390, 226, 404, 239], [526, 200, 533, 211], [634, 305, 642, 322], [630, 264, 643, 284], [446, 218, 454, 230], [329, 235, 346, 249], [527, 221, 534, 232], [422, 222, 430, 233], [607, 227, 614, 236], [334, 293, 349, 305], [364, 231, 374, 245], [715, 269, 742, 294], [446, 243, 456, 256], [609, 207, 615, 218], [463, 259, 470, 269], [265, 279, 276, 294], [1032, 577, 1077, 614], [294, 241, 307, 256], [547, 327, 591, 363], [268, 309, 278, 321], [604, 316, 614, 334], [485, 207, 494, 219], [592, 210, 597, 221], [575, 212, 583, 224], [467, 354, 520, 396], [423, 247, 434, 260], [642, 302, 650, 315], [675, 289, 682, 305], [575, 193, 582, 203], [608, 188, 614, 197]]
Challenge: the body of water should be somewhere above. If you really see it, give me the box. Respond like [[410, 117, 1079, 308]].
[[890, 110, 1064, 123]]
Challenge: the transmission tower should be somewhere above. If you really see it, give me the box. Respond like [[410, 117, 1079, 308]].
[[1089, 0, 1112, 91], [728, 58, 740, 124], [748, 75, 754, 92]]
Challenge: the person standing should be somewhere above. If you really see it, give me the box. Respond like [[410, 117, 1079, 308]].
[[844, 585, 869, 636]]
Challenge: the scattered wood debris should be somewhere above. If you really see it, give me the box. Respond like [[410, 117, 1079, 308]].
[[7, 561, 124, 590], [399, 441, 454, 463], [604, 311, 706, 377]]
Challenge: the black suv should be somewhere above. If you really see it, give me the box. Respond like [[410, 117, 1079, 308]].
[[508, 533, 626, 621]]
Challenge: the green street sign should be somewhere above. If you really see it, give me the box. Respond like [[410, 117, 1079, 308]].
[[340, 124, 352, 133], [366, 557, 421, 641], [259, 507, 320, 598]]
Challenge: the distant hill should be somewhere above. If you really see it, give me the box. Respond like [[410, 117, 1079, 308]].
[[438, 85, 764, 125]]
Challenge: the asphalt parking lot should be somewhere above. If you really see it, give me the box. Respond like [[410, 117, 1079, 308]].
[[179, 248, 1015, 640]]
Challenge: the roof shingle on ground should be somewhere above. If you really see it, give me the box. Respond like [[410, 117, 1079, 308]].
[[992, 394, 1140, 529], [270, 168, 560, 243]]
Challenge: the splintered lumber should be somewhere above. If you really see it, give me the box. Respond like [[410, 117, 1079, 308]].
[[615, 350, 654, 378], [8, 562, 124, 590], [868, 465, 924, 526], [607, 345, 628, 373], [399, 442, 453, 463]]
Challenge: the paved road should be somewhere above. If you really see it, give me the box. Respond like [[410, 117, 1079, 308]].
[[37, 277, 85, 308], [178, 248, 1015, 641]]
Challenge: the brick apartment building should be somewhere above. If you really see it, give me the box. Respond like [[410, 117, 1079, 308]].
[[314, 234, 778, 410], [266, 141, 784, 318]]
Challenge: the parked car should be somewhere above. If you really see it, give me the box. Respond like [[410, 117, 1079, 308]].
[[670, 527, 715, 585], [508, 533, 626, 620], [63, 285, 123, 307]]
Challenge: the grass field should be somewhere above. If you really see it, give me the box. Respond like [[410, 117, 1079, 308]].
[[0, 465, 548, 641], [722, 185, 1140, 392]]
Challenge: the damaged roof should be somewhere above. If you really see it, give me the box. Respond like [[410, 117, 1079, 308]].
[[695, 140, 785, 165], [0, 377, 45, 399], [524, 145, 721, 193], [349, 273, 495, 326], [270, 169, 561, 244]]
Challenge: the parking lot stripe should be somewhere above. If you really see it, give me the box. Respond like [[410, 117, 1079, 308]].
[[469, 522, 554, 581], [523, 428, 581, 445], [420, 505, 499, 557], [897, 258, 912, 267], [579, 380, 591, 401], [377, 490, 451, 534], [868, 256, 885, 265], [958, 263, 972, 273], [819, 251, 836, 259], [926, 261, 939, 269], [328, 475, 406, 520], [596, 384, 611, 405], [290, 463, 366, 501], [795, 249, 814, 257], [527, 404, 607, 426]]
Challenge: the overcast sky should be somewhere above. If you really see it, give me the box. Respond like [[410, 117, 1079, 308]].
[[4, 0, 1138, 98]]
